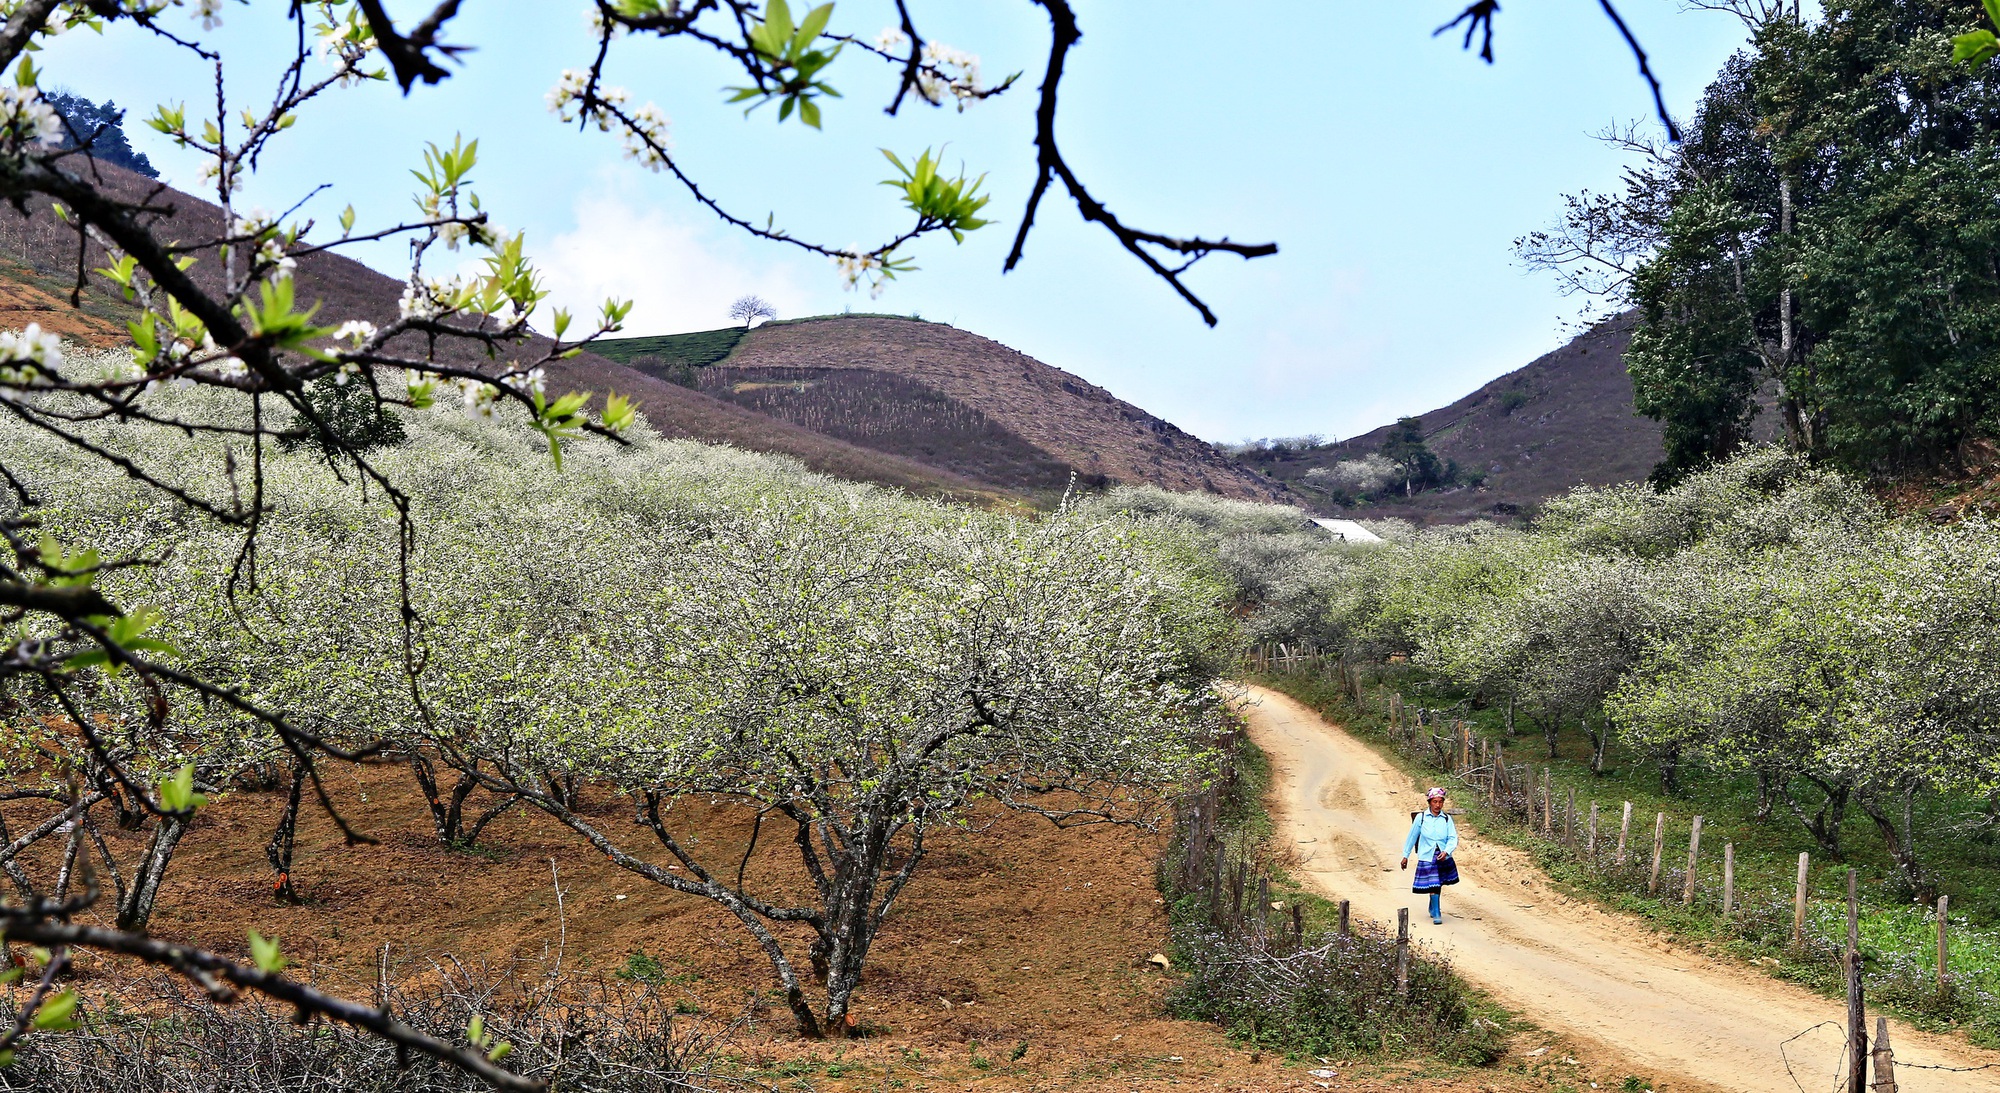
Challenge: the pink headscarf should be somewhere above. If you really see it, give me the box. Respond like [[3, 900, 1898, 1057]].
[[1425, 787, 1447, 800]]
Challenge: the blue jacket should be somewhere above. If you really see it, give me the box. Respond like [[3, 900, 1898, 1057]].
[[1403, 810, 1458, 860]]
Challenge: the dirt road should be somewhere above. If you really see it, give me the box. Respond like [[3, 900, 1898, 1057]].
[[1239, 684, 2000, 1093]]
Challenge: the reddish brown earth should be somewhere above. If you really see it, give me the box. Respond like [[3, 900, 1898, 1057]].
[[19, 764, 1656, 1092]]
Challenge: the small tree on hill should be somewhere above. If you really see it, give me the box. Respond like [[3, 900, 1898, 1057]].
[[1379, 417, 1448, 496], [729, 294, 777, 327]]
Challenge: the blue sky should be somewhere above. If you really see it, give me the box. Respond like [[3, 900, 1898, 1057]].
[[41, 2, 1756, 443]]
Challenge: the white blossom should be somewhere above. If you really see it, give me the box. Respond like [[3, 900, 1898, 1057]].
[[835, 249, 887, 298], [333, 320, 378, 345], [0, 87, 63, 150]]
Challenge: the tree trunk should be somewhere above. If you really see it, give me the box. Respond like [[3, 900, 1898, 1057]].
[[1586, 720, 1608, 776], [1657, 743, 1682, 796], [117, 814, 189, 932], [1542, 710, 1561, 760], [1783, 776, 1850, 858], [1860, 784, 1931, 902], [265, 761, 306, 903]]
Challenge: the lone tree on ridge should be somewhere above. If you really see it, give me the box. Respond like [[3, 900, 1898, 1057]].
[[729, 294, 777, 327]]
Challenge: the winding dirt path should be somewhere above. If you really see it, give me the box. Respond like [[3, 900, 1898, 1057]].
[[1239, 684, 2000, 1093]]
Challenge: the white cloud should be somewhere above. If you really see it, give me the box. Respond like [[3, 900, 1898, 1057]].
[[533, 175, 819, 335]]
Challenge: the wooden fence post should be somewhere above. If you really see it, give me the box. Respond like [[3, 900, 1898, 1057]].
[[1339, 899, 1351, 936], [1396, 907, 1410, 1000], [1723, 843, 1734, 920], [1937, 894, 1950, 994], [1564, 787, 1576, 845], [1542, 770, 1553, 835], [1617, 801, 1632, 864], [1459, 723, 1470, 774], [1870, 1016, 1897, 1093], [1682, 816, 1704, 904], [1291, 902, 1304, 945], [1793, 852, 1810, 949], [1587, 801, 1599, 855], [1648, 812, 1666, 894], [1847, 869, 1867, 1093]]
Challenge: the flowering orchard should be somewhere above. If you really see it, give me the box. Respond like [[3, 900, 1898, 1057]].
[[1123, 449, 2000, 904], [0, 0, 1279, 1080], [6, 388, 1233, 1049]]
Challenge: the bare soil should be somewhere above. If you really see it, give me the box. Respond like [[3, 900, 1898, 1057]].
[[27, 759, 1652, 1092], [1241, 684, 2000, 1093]]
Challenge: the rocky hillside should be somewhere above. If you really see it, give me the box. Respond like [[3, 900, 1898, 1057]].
[[598, 317, 1290, 502], [1239, 314, 1668, 521]]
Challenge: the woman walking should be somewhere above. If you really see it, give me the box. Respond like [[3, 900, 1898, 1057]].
[[1401, 787, 1459, 924]]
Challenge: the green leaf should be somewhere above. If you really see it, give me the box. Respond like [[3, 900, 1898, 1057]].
[[32, 991, 77, 1031], [1954, 29, 2000, 65], [797, 3, 834, 46], [799, 98, 821, 129], [601, 391, 637, 432], [248, 930, 289, 973], [1985, 0, 2000, 30], [158, 763, 208, 814]]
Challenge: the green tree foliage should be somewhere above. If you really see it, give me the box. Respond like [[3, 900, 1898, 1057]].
[[277, 374, 408, 458], [45, 90, 156, 177], [1377, 417, 1450, 496], [1526, 0, 2000, 479]]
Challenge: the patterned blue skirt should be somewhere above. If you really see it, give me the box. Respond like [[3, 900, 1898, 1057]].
[[1412, 854, 1459, 893]]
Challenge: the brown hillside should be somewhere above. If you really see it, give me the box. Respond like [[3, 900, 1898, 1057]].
[[700, 316, 1293, 502], [1241, 313, 1666, 522], [0, 162, 1007, 504]]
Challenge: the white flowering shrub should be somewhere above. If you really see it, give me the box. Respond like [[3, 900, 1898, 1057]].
[[4, 384, 1231, 1040]]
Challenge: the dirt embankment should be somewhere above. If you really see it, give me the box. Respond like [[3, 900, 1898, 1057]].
[[1240, 684, 2000, 1093]]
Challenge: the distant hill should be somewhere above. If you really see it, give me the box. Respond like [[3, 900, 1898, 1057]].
[[8, 163, 1284, 508], [598, 318, 1291, 503], [1236, 314, 1667, 521], [0, 165, 1029, 505]]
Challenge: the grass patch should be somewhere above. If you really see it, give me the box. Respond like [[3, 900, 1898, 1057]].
[[592, 327, 748, 369]]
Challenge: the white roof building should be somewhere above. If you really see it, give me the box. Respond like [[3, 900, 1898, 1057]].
[[1311, 518, 1384, 544]]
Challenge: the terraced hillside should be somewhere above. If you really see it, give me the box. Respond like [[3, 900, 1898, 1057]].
[[600, 317, 1291, 502]]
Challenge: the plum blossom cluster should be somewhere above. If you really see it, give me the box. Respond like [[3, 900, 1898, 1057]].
[[398, 275, 468, 321], [191, 0, 225, 31], [312, 1, 380, 84], [546, 69, 671, 169], [233, 210, 298, 280], [0, 86, 63, 152], [834, 249, 888, 298], [874, 30, 987, 110], [0, 323, 61, 398], [915, 42, 985, 108]]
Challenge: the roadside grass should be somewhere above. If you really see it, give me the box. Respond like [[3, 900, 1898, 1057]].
[[1251, 668, 2000, 1048]]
